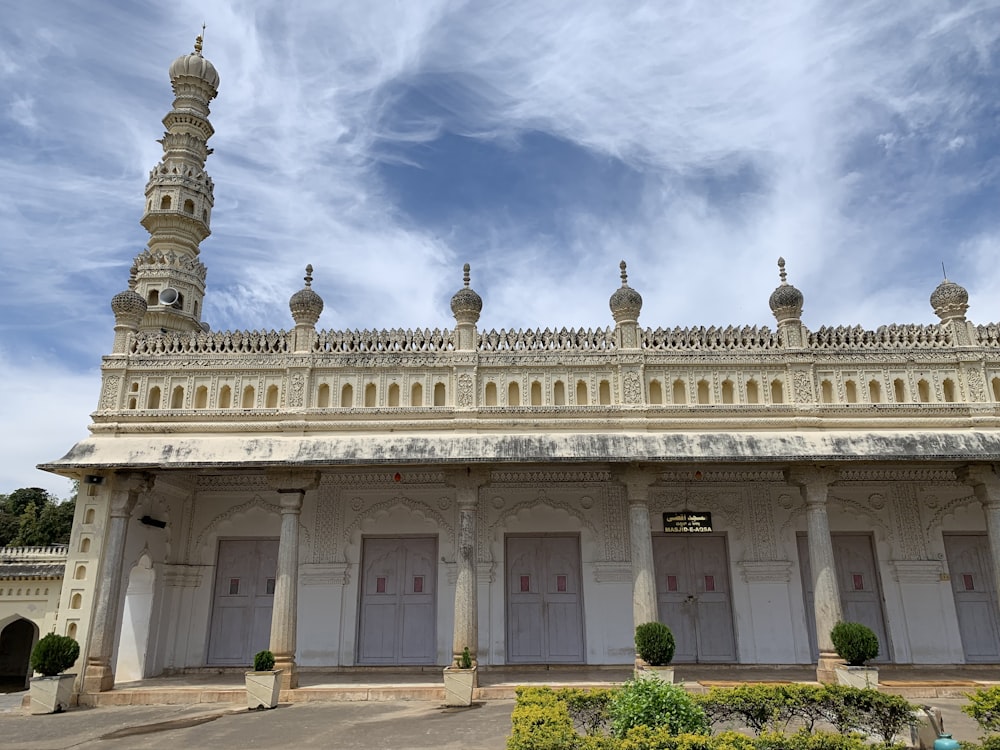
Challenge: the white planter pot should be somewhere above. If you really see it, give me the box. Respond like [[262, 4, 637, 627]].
[[635, 665, 675, 683], [29, 674, 76, 715], [834, 665, 879, 689], [443, 667, 477, 707], [245, 670, 282, 710]]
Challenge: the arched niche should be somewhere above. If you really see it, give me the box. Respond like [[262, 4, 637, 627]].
[[189, 495, 311, 565], [342, 496, 454, 562], [115, 553, 155, 682]]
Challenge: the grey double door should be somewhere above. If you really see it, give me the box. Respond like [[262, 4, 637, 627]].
[[357, 536, 437, 665], [652, 535, 736, 662], [798, 533, 890, 662], [944, 534, 1000, 662], [506, 535, 585, 663], [208, 538, 278, 665]]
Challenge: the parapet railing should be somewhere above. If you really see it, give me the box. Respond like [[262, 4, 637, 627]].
[[808, 324, 953, 349], [641, 325, 779, 351], [121, 321, 1000, 358], [0, 545, 69, 561], [479, 327, 616, 351], [130, 330, 291, 355], [315, 328, 456, 353]]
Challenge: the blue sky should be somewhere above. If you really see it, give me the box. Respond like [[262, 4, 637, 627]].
[[2, 1, 999, 496]]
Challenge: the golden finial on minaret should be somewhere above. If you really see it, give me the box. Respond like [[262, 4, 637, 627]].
[[194, 23, 205, 55]]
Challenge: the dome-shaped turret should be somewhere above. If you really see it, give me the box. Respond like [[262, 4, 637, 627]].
[[111, 267, 147, 325], [289, 265, 324, 325], [609, 260, 642, 323], [768, 257, 803, 322], [451, 264, 482, 324], [930, 277, 969, 322], [169, 35, 220, 89]]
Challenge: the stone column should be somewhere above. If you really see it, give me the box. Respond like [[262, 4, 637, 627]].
[[445, 467, 489, 670], [619, 466, 658, 637], [266, 470, 319, 690], [787, 467, 842, 683], [959, 464, 1000, 617], [83, 473, 153, 693]]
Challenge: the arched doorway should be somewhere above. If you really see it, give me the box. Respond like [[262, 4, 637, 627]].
[[115, 555, 155, 682], [0, 618, 38, 691]]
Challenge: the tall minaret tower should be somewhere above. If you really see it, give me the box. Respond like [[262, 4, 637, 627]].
[[133, 33, 220, 332]]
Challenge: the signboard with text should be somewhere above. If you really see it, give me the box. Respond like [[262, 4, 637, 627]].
[[662, 511, 712, 533]]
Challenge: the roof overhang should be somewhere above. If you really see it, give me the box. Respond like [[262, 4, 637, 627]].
[[38, 430, 1000, 475]]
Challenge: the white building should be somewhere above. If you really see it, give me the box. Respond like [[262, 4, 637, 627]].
[[0, 546, 67, 689], [41, 37, 1000, 697]]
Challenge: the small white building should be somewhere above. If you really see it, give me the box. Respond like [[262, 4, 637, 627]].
[[0, 546, 67, 689], [41, 37, 1000, 697]]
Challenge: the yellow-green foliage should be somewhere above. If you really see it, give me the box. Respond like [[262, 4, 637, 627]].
[[508, 687, 578, 750], [507, 683, 913, 750], [617, 729, 755, 750], [964, 687, 1000, 736], [755, 730, 871, 750]]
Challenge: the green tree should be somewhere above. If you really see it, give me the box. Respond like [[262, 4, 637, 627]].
[[0, 487, 75, 547]]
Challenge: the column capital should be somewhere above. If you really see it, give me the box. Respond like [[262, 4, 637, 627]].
[[277, 491, 304, 513], [785, 465, 839, 489], [265, 469, 320, 493], [957, 464, 1000, 506], [613, 464, 656, 504], [444, 466, 490, 503], [109, 472, 155, 516]]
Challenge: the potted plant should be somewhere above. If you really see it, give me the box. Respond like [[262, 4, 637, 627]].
[[830, 621, 880, 688], [443, 646, 477, 706], [29, 633, 79, 714], [634, 621, 675, 683], [245, 649, 282, 710]]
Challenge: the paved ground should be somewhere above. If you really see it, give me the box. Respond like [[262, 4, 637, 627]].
[[0, 692, 987, 750], [0, 699, 515, 750]]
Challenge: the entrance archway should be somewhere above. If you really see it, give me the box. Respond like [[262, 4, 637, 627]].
[[115, 555, 155, 682], [0, 618, 38, 690]]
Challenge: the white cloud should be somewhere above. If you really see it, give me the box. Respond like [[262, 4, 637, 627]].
[[0, 349, 97, 497], [1, 1, 999, 473]]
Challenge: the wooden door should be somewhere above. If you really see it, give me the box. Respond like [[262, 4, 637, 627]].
[[506, 535, 585, 663], [207, 539, 278, 665], [652, 535, 736, 663], [944, 534, 1000, 662], [357, 537, 437, 665], [798, 533, 890, 662]]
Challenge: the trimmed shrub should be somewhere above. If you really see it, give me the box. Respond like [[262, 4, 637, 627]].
[[830, 622, 879, 666], [701, 685, 790, 735], [756, 729, 871, 750], [782, 685, 832, 732], [635, 622, 676, 666], [253, 649, 275, 671], [846, 689, 914, 746], [508, 687, 578, 750], [614, 728, 756, 750], [560, 688, 614, 736], [30, 633, 79, 677], [610, 678, 709, 739], [814, 684, 864, 735], [964, 687, 1000, 736]]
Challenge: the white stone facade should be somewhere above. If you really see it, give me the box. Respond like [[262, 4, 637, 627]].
[[41, 39, 1000, 695]]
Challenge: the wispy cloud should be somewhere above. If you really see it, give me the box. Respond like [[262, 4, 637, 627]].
[[1, 1, 999, 490]]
